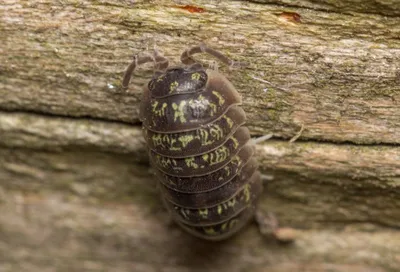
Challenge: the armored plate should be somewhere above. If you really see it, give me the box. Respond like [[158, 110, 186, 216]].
[[140, 70, 242, 133]]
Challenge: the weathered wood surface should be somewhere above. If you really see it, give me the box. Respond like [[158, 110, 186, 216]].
[[1, 0, 399, 271], [0, 113, 399, 271], [1, 0, 399, 143], [1, 112, 399, 228], [1, 187, 399, 272]]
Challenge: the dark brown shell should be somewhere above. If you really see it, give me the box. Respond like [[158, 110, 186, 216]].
[[149, 126, 250, 177], [143, 106, 246, 157], [162, 171, 262, 226], [148, 64, 208, 98], [140, 70, 242, 133], [155, 149, 257, 194], [159, 154, 258, 208], [141, 66, 262, 241]]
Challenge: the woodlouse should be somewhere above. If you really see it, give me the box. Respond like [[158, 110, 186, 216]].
[[122, 44, 263, 241]]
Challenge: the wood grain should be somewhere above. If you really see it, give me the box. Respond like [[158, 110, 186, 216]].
[[1, 0, 399, 143], [1, 0, 399, 271]]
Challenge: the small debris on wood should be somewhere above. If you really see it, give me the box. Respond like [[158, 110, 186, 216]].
[[276, 12, 302, 24], [289, 124, 305, 143], [174, 5, 205, 13]]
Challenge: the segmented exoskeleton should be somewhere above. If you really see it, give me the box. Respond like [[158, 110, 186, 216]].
[[123, 44, 262, 240]]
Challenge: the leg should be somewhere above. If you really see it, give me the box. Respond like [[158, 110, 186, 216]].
[[153, 49, 169, 71], [122, 51, 169, 89], [180, 43, 247, 68], [209, 60, 219, 72], [255, 170, 297, 244], [255, 209, 297, 244], [252, 133, 273, 145]]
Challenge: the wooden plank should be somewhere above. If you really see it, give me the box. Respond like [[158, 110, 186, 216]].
[[1, 0, 400, 271], [0, 188, 398, 272], [1, 112, 399, 228], [1, 0, 399, 144]]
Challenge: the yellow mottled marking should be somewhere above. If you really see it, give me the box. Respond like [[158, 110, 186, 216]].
[[230, 156, 242, 169], [226, 198, 236, 207], [203, 227, 217, 235], [157, 156, 178, 169], [209, 125, 223, 141], [198, 209, 209, 218], [152, 134, 163, 147], [151, 101, 158, 111], [191, 72, 201, 80], [224, 166, 231, 177], [217, 205, 223, 215], [199, 128, 213, 146], [229, 219, 238, 229], [172, 101, 187, 123], [221, 222, 228, 231], [157, 134, 180, 151], [152, 101, 167, 117], [202, 153, 209, 161], [243, 184, 251, 202], [206, 146, 229, 166], [185, 157, 198, 169], [156, 75, 164, 82], [209, 102, 217, 116], [231, 136, 239, 149], [170, 81, 179, 93], [223, 115, 234, 128], [212, 91, 225, 106], [178, 134, 195, 148]]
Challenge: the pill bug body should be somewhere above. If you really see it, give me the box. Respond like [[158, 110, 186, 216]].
[[123, 44, 262, 241]]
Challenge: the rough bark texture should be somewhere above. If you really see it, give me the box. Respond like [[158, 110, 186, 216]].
[[0, 0, 399, 271], [2, 0, 399, 143]]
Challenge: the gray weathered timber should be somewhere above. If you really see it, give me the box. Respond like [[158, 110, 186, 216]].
[[1, 188, 398, 272], [0, 112, 399, 271], [1, 0, 400, 271], [1, 0, 399, 144], [1, 112, 399, 228], [0, 111, 146, 156], [0, 113, 400, 228], [257, 141, 400, 229]]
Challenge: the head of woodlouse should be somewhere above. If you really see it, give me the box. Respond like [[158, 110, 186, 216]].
[[140, 64, 242, 133], [148, 64, 208, 98]]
